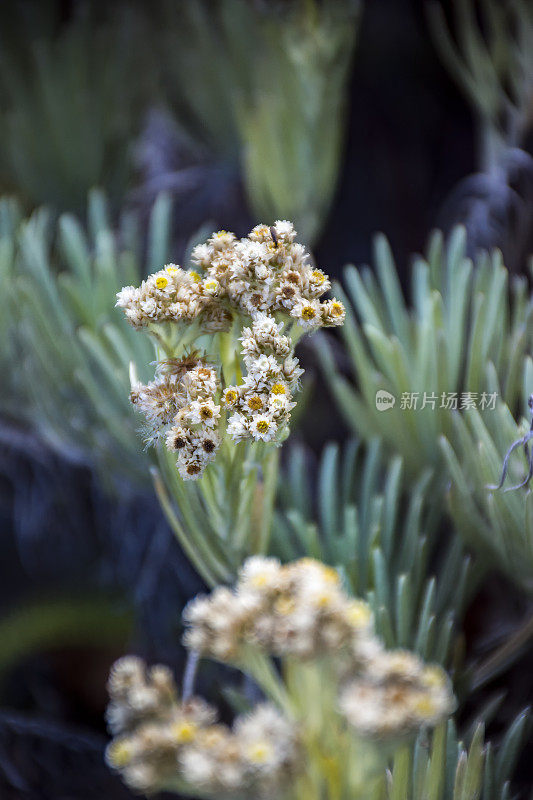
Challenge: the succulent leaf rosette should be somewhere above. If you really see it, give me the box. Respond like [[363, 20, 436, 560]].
[[116, 221, 345, 480]]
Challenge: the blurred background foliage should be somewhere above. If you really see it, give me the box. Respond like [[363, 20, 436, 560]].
[[1, 0, 533, 798]]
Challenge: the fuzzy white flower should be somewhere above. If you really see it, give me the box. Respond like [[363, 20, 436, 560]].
[[249, 414, 277, 442], [227, 412, 248, 442], [140, 297, 158, 317], [239, 556, 282, 592], [290, 297, 322, 329], [116, 285, 138, 307], [281, 356, 304, 390], [273, 219, 296, 242], [202, 277, 221, 296], [209, 230, 236, 250], [191, 244, 212, 268], [187, 398, 221, 428]]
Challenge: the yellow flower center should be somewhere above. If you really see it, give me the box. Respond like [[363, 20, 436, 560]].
[[155, 275, 169, 289], [301, 306, 317, 320], [189, 270, 201, 282], [331, 302, 344, 316], [256, 420, 270, 433], [412, 695, 438, 718], [108, 740, 132, 768], [316, 591, 334, 607], [172, 720, 197, 744], [421, 666, 446, 689], [166, 265, 179, 274], [224, 389, 238, 405], [346, 601, 372, 627], [321, 566, 340, 583], [251, 573, 269, 588], [275, 596, 296, 615], [271, 383, 286, 395], [312, 270, 325, 284], [247, 741, 273, 764], [247, 396, 263, 411]]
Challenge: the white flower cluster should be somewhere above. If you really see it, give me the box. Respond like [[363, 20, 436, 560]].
[[131, 359, 221, 479], [106, 560, 455, 796], [183, 557, 455, 741], [116, 221, 345, 330], [115, 266, 229, 331], [183, 556, 376, 661], [339, 650, 454, 739], [223, 314, 301, 443], [117, 222, 345, 480], [106, 657, 300, 797]]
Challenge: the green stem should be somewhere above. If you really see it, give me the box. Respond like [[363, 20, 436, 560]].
[[241, 649, 294, 716], [151, 466, 229, 587]]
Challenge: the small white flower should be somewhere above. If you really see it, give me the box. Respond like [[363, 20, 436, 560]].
[[282, 356, 304, 389], [249, 414, 277, 442], [209, 230, 235, 250], [191, 244, 212, 268], [248, 354, 282, 379], [177, 455, 205, 480], [227, 412, 248, 442], [202, 278, 220, 296], [268, 394, 293, 416], [116, 285, 138, 307], [254, 262, 270, 281], [290, 298, 322, 329], [273, 219, 296, 242], [193, 431, 221, 461], [239, 556, 282, 592], [187, 398, 221, 428], [140, 297, 157, 316]]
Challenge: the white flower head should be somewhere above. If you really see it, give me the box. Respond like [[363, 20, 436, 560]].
[[116, 285, 138, 308], [209, 230, 236, 250], [202, 277, 221, 296], [249, 414, 277, 442], [187, 398, 221, 429], [238, 556, 282, 593], [273, 219, 296, 243], [290, 298, 322, 329], [227, 412, 249, 442], [191, 244, 212, 269]]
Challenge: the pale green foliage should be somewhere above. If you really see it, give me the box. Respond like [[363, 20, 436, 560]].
[[274, 439, 473, 664], [441, 402, 533, 593], [428, 0, 533, 165], [4, 191, 174, 488], [0, 6, 148, 210], [154, 442, 279, 588], [374, 712, 530, 800], [159, 0, 359, 243], [318, 227, 533, 480], [239, 0, 359, 244], [0, 198, 23, 399]]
